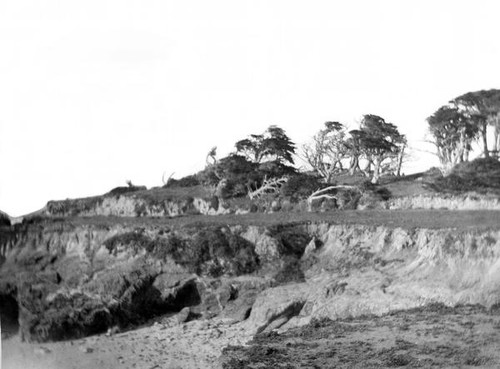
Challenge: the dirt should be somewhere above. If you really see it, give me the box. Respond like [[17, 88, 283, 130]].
[[220, 304, 500, 368], [5, 303, 500, 369], [2, 315, 255, 369]]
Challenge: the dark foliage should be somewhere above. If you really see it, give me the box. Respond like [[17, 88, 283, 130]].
[[103, 231, 152, 256], [163, 175, 200, 188], [267, 225, 311, 258], [280, 173, 323, 201], [257, 160, 296, 178], [0, 211, 10, 226], [430, 158, 500, 193], [358, 181, 392, 201], [0, 293, 19, 339], [184, 228, 260, 277], [17, 272, 113, 342], [197, 155, 262, 198], [107, 185, 147, 196], [235, 125, 296, 165]]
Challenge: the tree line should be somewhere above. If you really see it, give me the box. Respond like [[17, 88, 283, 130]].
[[427, 89, 500, 173], [170, 88, 499, 199]]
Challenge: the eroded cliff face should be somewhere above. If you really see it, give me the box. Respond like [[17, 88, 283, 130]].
[[239, 223, 500, 334], [388, 193, 500, 210], [44, 195, 228, 217], [2, 219, 500, 343], [40, 192, 500, 221], [0, 221, 302, 342]]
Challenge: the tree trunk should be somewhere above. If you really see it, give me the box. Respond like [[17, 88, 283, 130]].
[[364, 157, 372, 174], [396, 145, 405, 176], [492, 119, 500, 159], [481, 123, 489, 158], [371, 157, 382, 184], [493, 128, 500, 159], [349, 155, 360, 175]]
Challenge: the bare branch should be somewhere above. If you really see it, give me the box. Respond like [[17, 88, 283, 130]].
[[248, 176, 288, 200], [162, 171, 175, 186], [307, 185, 360, 208], [206, 146, 217, 166]]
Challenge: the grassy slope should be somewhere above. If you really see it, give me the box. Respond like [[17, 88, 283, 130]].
[[36, 210, 500, 231]]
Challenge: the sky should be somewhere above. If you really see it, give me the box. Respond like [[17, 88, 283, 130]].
[[1, 0, 500, 216]]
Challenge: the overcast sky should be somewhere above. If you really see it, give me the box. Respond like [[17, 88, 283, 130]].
[[1, 1, 500, 216]]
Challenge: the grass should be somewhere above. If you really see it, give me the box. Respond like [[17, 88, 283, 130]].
[[23, 209, 500, 231], [220, 303, 499, 368]]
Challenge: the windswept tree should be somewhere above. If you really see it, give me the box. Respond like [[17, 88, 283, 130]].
[[235, 125, 296, 165], [206, 146, 217, 166], [427, 105, 479, 174], [345, 129, 363, 175], [452, 89, 500, 158], [302, 121, 348, 182], [357, 114, 406, 184]]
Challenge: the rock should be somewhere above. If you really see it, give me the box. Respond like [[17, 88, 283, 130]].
[[176, 307, 191, 324], [79, 346, 94, 353], [33, 347, 51, 355], [196, 277, 272, 322], [239, 227, 282, 261], [221, 288, 259, 322], [303, 237, 322, 258], [105, 325, 120, 336], [152, 272, 200, 308], [18, 281, 113, 342], [245, 283, 309, 334]]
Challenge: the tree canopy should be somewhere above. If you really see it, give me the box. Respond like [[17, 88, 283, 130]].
[[302, 121, 348, 182], [235, 125, 296, 165], [357, 114, 406, 183], [451, 89, 500, 158], [302, 115, 405, 184]]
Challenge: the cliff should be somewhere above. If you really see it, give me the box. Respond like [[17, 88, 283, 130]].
[[2, 211, 500, 344]]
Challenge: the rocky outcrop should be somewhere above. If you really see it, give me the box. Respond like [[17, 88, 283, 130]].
[[0, 221, 295, 342], [3, 215, 500, 344], [243, 224, 500, 334], [389, 193, 500, 210], [44, 193, 229, 217], [24, 186, 500, 223]]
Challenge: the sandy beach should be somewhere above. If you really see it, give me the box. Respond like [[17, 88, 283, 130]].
[[2, 316, 253, 369]]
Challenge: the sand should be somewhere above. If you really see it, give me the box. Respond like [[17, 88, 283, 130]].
[[2, 316, 253, 369]]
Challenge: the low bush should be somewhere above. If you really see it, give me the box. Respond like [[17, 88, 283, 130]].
[[185, 228, 260, 277], [267, 225, 311, 258], [163, 175, 200, 188], [107, 185, 146, 196], [430, 158, 500, 193], [280, 173, 323, 202], [103, 231, 151, 256]]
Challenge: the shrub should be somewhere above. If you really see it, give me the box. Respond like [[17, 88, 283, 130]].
[[0, 211, 10, 227], [358, 181, 392, 201], [430, 158, 500, 193], [198, 155, 297, 199], [164, 227, 259, 277], [103, 231, 151, 256], [267, 225, 311, 258], [257, 160, 296, 178], [163, 175, 200, 188], [280, 173, 323, 202], [107, 185, 146, 196]]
